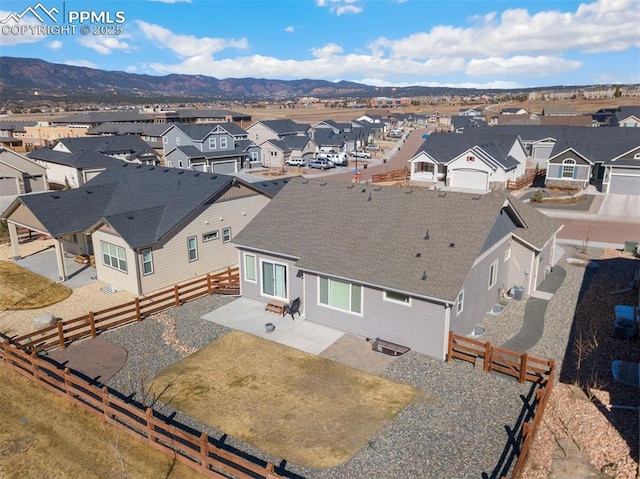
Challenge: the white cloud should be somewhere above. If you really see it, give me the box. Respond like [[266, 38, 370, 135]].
[[136, 21, 248, 57], [312, 43, 343, 58], [64, 59, 97, 68], [0, 10, 45, 45], [373, 0, 640, 60], [285, 26, 294, 33], [47, 40, 62, 50], [78, 35, 133, 54], [316, 0, 363, 16], [125, 65, 137, 72], [466, 56, 582, 77]]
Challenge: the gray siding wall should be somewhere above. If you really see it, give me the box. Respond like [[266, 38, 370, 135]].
[[26, 175, 47, 193], [202, 133, 234, 153], [164, 129, 198, 156], [547, 163, 590, 181], [534, 237, 555, 290], [452, 237, 511, 335], [304, 272, 449, 359], [239, 252, 303, 304], [506, 238, 533, 294], [139, 192, 270, 294]]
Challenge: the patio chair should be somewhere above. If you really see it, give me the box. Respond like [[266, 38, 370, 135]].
[[283, 297, 301, 320]]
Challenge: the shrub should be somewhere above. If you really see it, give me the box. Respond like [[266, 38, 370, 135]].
[[531, 189, 544, 202]]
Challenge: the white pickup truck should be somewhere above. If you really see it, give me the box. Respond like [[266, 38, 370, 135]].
[[351, 150, 371, 159]]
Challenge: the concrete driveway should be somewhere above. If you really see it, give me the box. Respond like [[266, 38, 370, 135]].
[[599, 193, 640, 221]]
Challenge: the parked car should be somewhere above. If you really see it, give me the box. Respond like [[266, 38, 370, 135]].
[[366, 144, 380, 151], [308, 158, 331, 169], [325, 152, 348, 166], [352, 151, 371, 159], [286, 158, 307, 167]]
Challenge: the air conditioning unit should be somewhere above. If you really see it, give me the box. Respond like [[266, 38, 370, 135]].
[[511, 286, 524, 301]]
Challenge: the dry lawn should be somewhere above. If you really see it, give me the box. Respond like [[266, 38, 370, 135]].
[[149, 331, 418, 468], [0, 260, 72, 310], [0, 362, 204, 479]]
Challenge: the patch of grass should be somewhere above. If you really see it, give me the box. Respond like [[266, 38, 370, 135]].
[[0, 261, 72, 310], [149, 331, 418, 468], [0, 362, 204, 479]]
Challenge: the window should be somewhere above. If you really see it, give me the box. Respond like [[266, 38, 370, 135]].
[[414, 162, 434, 173], [456, 290, 464, 315], [202, 230, 219, 242], [222, 227, 231, 243], [561, 159, 576, 178], [262, 261, 287, 298], [141, 248, 154, 275], [167, 160, 173, 167], [383, 290, 411, 306], [250, 152, 258, 161], [100, 241, 127, 273], [208, 138, 217, 149], [163, 136, 168, 144], [178, 160, 183, 169], [220, 137, 228, 148], [245, 254, 256, 282], [176, 137, 180, 146], [187, 236, 198, 262], [489, 260, 498, 288], [319, 277, 362, 314], [504, 248, 511, 261]]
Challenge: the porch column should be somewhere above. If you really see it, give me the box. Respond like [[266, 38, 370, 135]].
[[8, 222, 21, 259], [54, 239, 67, 281]]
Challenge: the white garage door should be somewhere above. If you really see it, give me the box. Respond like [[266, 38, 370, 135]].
[[450, 169, 489, 191], [609, 175, 640, 195], [212, 161, 237, 174]]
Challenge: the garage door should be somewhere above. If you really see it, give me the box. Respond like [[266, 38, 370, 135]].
[[449, 169, 489, 191], [212, 161, 237, 174], [609, 175, 640, 195]]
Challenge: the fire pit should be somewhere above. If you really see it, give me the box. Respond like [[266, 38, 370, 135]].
[[265, 323, 275, 333]]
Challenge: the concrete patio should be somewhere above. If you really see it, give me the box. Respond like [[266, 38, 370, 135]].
[[13, 247, 98, 289], [201, 297, 345, 355]]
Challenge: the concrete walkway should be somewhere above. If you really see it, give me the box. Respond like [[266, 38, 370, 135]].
[[500, 265, 567, 353]]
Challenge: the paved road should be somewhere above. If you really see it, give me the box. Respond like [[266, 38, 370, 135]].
[[555, 217, 640, 247]]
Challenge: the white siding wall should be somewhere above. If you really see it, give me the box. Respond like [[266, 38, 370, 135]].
[[44, 162, 79, 187]]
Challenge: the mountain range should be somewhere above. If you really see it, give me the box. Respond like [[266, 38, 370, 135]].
[[0, 56, 586, 103]]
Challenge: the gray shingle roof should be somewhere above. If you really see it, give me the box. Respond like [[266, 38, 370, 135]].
[[233, 178, 558, 303], [549, 127, 640, 162], [9, 164, 286, 249], [55, 136, 156, 156], [414, 132, 521, 170], [252, 119, 309, 135], [27, 149, 122, 169]]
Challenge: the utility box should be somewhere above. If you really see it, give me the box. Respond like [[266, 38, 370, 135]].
[[512, 286, 524, 301]]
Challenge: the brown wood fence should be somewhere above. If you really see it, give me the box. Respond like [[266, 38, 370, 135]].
[[9, 267, 239, 354], [371, 167, 410, 183], [506, 169, 546, 190], [446, 331, 555, 479], [0, 343, 281, 479]]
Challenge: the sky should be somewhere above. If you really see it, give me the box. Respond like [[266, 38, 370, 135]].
[[1, 0, 639, 90]]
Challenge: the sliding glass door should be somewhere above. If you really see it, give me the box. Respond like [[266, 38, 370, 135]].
[[262, 261, 287, 299]]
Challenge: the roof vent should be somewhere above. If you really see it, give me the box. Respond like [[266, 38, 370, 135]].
[[136, 165, 142, 169], [449, 242, 455, 248], [163, 168, 170, 172], [320, 181, 327, 186], [193, 173, 200, 177], [211, 175, 217, 179], [302, 179, 309, 184], [424, 229, 430, 240], [52, 194, 60, 199], [86, 190, 93, 195], [272, 181, 279, 185], [421, 271, 427, 281], [361, 188, 366, 193], [472, 195, 481, 200], [416, 252, 422, 258], [149, 167, 155, 170], [178, 170, 184, 175], [126, 215, 134, 220], [405, 189, 413, 194], [374, 186, 382, 191], [438, 191, 447, 197], [367, 193, 372, 201]]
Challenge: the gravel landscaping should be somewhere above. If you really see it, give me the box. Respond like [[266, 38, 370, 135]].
[[102, 295, 534, 479]]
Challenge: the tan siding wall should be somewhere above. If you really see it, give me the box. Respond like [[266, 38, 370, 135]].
[[534, 238, 555, 290], [507, 239, 533, 293], [246, 124, 277, 145], [92, 229, 140, 294], [9, 203, 48, 233], [139, 194, 270, 294]]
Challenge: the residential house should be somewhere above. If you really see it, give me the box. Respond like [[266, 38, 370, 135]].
[[86, 122, 170, 158], [27, 149, 122, 188], [612, 106, 640, 127], [408, 132, 527, 191], [245, 119, 309, 147], [0, 121, 36, 152], [260, 136, 317, 168], [2, 164, 288, 295], [163, 123, 249, 173], [52, 136, 160, 165], [0, 147, 48, 212], [450, 115, 488, 132], [232, 178, 561, 360], [544, 127, 640, 194]]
